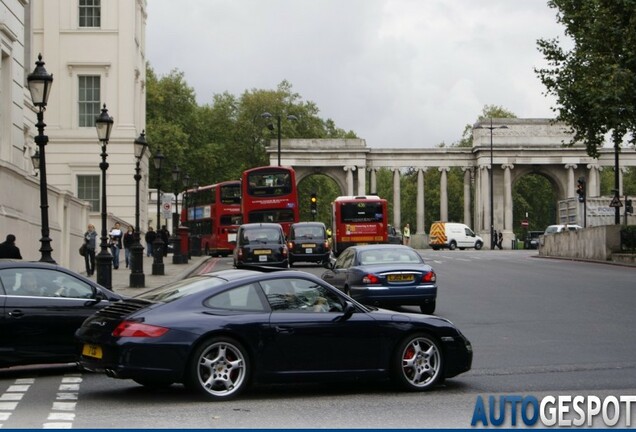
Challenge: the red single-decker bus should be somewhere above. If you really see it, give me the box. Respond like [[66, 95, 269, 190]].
[[241, 166, 299, 236], [183, 180, 242, 256], [331, 195, 388, 255]]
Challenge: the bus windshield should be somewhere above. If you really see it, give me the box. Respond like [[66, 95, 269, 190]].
[[340, 202, 384, 223], [247, 171, 292, 196], [220, 183, 241, 204]]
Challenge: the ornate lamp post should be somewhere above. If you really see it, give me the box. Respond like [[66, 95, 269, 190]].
[[190, 181, 201, 256], [129, 131, 148, 287], [95, 105, 114, 289], [152, 149, 165, 275], [182, 173, 191, 260], [171, 165, 184, 264], [27, 54, 55, 263], [260, 112, 298, 166]]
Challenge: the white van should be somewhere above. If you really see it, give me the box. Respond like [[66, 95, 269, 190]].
[[428, 221, 484, 250]]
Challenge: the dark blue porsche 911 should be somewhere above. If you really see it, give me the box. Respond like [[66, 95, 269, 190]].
[[76, 269, 472, 400]]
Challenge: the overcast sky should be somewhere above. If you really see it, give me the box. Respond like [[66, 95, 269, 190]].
[[146, 0, 566, 149]]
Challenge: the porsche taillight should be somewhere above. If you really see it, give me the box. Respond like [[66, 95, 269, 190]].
[[112, 321, 169, 338]]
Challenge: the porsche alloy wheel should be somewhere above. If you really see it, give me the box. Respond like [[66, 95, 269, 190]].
[[394, 333, 443, 391], [187, 337, 249, 400]]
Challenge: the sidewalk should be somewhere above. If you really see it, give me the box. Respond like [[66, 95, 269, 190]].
[[109, 254, 212, 297]]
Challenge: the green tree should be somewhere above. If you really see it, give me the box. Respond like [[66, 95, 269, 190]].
[[536, 0, 636, 159]]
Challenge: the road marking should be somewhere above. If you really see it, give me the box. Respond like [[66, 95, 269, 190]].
[[43, 374, 81, 429], [0, 378, 33, 428], [197, 257, 220, 274]]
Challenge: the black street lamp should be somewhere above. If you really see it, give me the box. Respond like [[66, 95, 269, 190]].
[[129, 131, 148, 287], [27, 54, 55, 263], [95, 104, 114, 289], [152, 149, 165, 275], [182, 173, 191, 260], [260, 112, 298, 166], [190, 181, 201, 256], [476, 118, 508, 249], [171, 165, 185, 264]]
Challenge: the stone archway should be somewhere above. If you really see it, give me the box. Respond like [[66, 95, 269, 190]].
[[270, 119, 636, 248]]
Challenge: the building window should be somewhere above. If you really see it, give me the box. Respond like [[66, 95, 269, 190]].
[[79, 0, 101, 28], [78, 75, 100, 127], [78, 175, 100, 212]]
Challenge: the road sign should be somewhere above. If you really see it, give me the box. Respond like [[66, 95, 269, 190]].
[[609, 196, 623, 208], [161, 197, 172, 219], [521, 220, 529, 227]]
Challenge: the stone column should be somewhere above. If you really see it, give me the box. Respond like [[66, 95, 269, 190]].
[[392, 168, 401, 228], [369, 168, 377, 195], [587, 164, 599, 198], [417, 168, 426, 235], [357, 166, 366, 196], [474, 166, 482, 231], [344, 166, 355, 196], [462, 168, 472, 225], [439, 167, 449, 222], [482, 166, 490, 233], [502, 164, 514, 231], [565, 164, 577, 198]]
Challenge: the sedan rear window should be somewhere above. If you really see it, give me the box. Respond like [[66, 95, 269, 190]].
[[358, 249, 423, 265]]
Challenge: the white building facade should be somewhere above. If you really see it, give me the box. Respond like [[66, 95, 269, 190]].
[[0, 0, 148, 272]]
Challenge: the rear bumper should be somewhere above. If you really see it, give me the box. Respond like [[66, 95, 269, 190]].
[[349, 285, 437, 306]]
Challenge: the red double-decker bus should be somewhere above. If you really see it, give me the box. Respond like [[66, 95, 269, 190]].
[[241, 166, 299, 236], [183, 180, 242, 256], [331, 195, 388, 255]]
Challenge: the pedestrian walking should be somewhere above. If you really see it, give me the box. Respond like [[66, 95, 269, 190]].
[[109, 222, 123, 269], [160, 225, 170, 257], [123, 225, 135, 268], [497, 231, 504, 250], [145, 227, 156, 257], [83, 224, 97, 276], [0, 234, 22, 259], [403, 223, 411, 246]]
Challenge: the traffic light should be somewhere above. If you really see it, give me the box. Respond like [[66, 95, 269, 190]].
[[627, 199, 634, 214], [310, 193, 317, 215], [576, 177, 586, 203]]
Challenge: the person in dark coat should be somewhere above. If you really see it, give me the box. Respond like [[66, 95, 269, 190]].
[[160, 225, 170, 257], [123, 225, 135, 268], [145, 227, 156, 257], [0, 234, 22, 259], [84, 224, 98, 276]]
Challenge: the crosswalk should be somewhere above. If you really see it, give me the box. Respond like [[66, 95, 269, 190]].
[[0, 374, 82, 429]]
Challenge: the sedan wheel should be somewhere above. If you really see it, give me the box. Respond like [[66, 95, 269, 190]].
[[186, 337, 249, 400], [393, 333, 443, 391]]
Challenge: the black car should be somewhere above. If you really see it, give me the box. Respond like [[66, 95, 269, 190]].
[[321, 244, 437, 314], [232, 223, 288, 268], [524, 231, 543, 249], [76, 269, 472, 400], [287, 222, 331, 266], [387, 225, 403, 244], [0, 260, 122, 368]]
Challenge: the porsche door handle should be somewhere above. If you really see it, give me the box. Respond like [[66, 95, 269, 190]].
[[274, 326, 294, 334], [8, 310, 24, 318]]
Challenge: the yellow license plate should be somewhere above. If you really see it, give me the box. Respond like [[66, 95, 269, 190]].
[[388, 274, 414, 282], [82, 344, 103, 359], [301, 243, 316, 248], [254, 249, 271, 255]]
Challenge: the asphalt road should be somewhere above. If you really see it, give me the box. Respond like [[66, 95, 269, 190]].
[[1, 250, 635, 428]]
